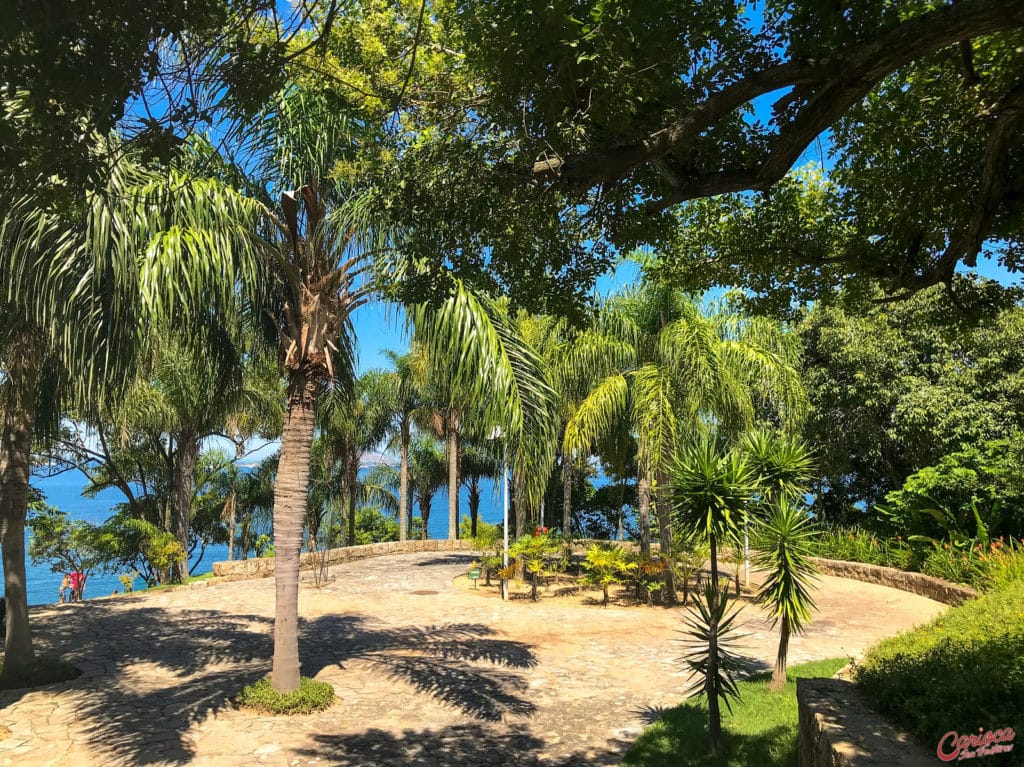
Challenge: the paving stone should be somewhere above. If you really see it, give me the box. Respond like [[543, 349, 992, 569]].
[[1, 551, 945, 766]]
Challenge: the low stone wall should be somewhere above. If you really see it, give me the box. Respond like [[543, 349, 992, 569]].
[[211, 539, 478, 579], [810, 556, 977, 605], [797, 678, 933, 766]]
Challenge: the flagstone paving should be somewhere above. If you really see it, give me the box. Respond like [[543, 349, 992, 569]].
[[0, 551, 946, 766]]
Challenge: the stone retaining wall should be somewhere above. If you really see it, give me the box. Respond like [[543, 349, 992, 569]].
[[797, 678, 933, 766], [810, 556, 977, 605], [211, 539, 478, 579]]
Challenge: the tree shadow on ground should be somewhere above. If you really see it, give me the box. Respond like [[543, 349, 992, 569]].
[[294, 723, 631, 766], [22, 604, 536, 765], [413, 554, 475, 567]]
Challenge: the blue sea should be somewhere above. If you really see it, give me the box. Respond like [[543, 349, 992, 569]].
[[3, 467, 507, 606]]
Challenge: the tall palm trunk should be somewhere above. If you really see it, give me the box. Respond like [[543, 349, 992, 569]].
[[420, 495, 431, 540], [562, 452, 572, 537], [637, 474, 652, 558], [227, 492, 236, 561], [446, 416, 459, 540], [347, 461, 357, 546], [0, 373, 37, 676], [398, 420, 410, 542], [171, 432, 198, 580], [655, 470, 677, 605], [271, 372, 320, 693], [772, 620, 791, 691], [468, 477, 481, 537]]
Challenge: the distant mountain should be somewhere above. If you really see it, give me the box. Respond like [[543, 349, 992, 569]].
[[360, 451, 397, 468]]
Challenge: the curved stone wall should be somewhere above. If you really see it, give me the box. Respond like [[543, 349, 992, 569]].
[[810, 556, 977, 605], [211, 538, 478, 580]]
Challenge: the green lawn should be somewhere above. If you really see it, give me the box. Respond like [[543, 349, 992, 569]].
[[621, 658, 849, 767]]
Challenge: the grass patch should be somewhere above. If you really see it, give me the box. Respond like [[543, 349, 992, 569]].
[[236, 676, 335, 714], [139, 571, 216, 593], [856, 579, 1024, 749], [0, 655, 82, 690], [622, 657, 849, 767]]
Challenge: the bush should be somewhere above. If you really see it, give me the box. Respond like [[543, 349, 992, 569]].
[[855, 580, 1024, 749], [236, 676, 335, 714], [0, 656, 82, 690]]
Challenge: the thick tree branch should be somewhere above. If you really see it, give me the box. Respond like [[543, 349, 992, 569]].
[[530, 0, 1024, 210]]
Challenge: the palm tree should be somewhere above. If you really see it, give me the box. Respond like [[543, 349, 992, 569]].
[[460, 443, 501, 537], [565, 277, 805, 602], [408, 287, 557, 542], [755, 499, 820, 690], [379, 348, 427, 542], [672, 439, 757, 751], [409, 436, 447, 539], [0, 158, 159, 676], [316, 371, 394, 546]]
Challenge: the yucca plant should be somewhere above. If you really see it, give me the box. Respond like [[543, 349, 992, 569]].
[[680, 582, 747, 754], [672, 439, 756, 751], [755, 499, 820, 690]]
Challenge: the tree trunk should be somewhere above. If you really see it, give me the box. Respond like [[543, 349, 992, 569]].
[[398, 421, 410, 542], [347, 463, 357, 546], [655, 471, 677, 605], [468, 478, 480, 538], [562, 453, 572, 537], [637, 474, 652, 558], [447, 422, 459, 540], [170, 432, 198, 582], [227, 493, 235, 562], [707, 532, 722, 753], [771, 620, 791, 691], [271, 372, 320, 694], [0, 390, 36, 676], [420, 497, 431, 540]]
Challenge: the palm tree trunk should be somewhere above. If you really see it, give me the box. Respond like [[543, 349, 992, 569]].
[[171, 432, 198, 582], [468, 478, 480, 538], [398, 422, 410, 542], [347, 463, 357, 546], [271, 372, 320, 694], [562, 453, 572, 538], [227, 496, 235, 562], [0, 389, 36, 676], [447, 424, 459, 540], [771, 620, 791, 691], [420, 496, 431, 540], [638, 474, 652, 558], [655, 471, 677, 605]]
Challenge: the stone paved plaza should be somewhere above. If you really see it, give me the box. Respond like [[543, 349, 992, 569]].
[[0, 551, 946, 766]]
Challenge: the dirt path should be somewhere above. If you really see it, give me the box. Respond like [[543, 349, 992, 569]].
[[0, 551, 945, 766]]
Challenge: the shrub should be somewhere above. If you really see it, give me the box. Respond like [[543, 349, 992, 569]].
[[236, 676, 335, 714], [581, 543, 628, 605], [509, 532, 563, 601], [0, 656, 82, 690], [855, 580, 1024, 749]]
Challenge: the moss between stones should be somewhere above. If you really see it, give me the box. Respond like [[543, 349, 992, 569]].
[[236, 676, 335, 714], [0, 655, 83, 690]]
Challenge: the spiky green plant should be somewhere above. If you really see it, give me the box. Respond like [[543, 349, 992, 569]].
[[755, 499, 820, 690], [680, 582, 747, 754]]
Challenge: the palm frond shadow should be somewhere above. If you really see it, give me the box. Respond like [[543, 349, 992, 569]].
[[24, 605, 537, 765], [295, 724, 629, 767], [301, 616, 538, 721]]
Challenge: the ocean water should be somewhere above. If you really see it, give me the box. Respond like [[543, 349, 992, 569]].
[[4, 468, 508, 606]]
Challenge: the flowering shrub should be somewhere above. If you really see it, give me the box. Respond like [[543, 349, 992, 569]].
[[813, 526, 1024, 591]]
